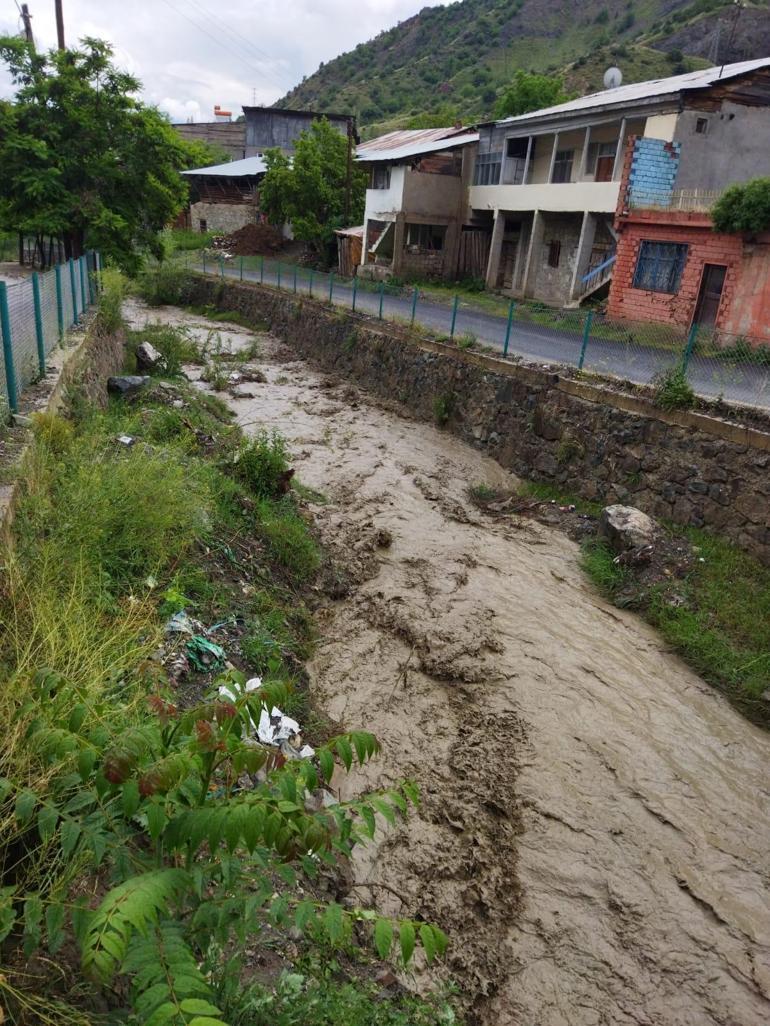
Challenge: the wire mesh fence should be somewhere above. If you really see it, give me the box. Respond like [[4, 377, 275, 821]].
[[0, 252, 101, 413], [185, 251, 770, 418]]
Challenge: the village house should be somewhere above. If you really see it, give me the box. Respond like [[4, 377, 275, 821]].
[[180, 106, 356, 236], [469, 58, 770, 314], [356, 127, 481, 281]]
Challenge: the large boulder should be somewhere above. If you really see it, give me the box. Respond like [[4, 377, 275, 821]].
[[135, 341, 164, 372], [598, 504, 656, 554], [107, 375, 150, 399]]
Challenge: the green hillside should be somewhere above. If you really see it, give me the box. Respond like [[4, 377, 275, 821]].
[[279, 0, 768, 135]]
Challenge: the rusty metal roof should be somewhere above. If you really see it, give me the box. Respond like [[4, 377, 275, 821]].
[[356, 127, 478, 163]]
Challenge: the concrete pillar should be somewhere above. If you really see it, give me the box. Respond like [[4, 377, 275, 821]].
[[547, 133, 560, 183], [485, 210, 506, 289], [612, 118, 627, 181], [578, 125, 592, 179], [569, 211, 598, 300], [522, 135, 533, 184], [361, 219, 370, 266], [444, 220, 461, 280], [391, 214, 406, 275], [511, 221, 529, 295], [522, 210, 544, 299]]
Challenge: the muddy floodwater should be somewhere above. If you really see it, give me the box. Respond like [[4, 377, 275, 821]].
[[129, 302, 770, 1026]]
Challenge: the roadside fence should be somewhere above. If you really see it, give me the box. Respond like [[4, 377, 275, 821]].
[[187, 251, 770, 417], [0, 252, 101, 413]]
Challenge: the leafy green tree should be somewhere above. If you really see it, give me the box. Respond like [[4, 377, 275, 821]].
[[259, 119, 366, 262], [712, 178, 770, 236], [0, 37, 199, 271], [494, 70, 571, 119]]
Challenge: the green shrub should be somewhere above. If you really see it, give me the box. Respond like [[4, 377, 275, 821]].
[[235, 430, 290, 499], [712, 177, 770, 235], [433, 393, 454, 426], [135, 264, 190, 306], [93, 267, 126, 336], [653, 365, 696, 411], [31, 411, 74, 455], [128, 323, 201, 375]]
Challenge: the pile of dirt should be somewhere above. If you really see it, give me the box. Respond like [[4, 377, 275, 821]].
[[212, 222, 285, 256]]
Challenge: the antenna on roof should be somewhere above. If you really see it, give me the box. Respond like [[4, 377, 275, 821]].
[[603, 66, 623, 89]]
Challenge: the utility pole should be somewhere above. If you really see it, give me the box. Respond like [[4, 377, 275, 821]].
[[20, 4, 34, 45], [54, 0, 65, 50], [344, 117, 354, 224]]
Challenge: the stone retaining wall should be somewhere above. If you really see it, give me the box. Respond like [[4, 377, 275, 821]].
[[185, 275, 770, 564]]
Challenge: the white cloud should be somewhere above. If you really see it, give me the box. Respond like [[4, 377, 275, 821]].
[[0, 0, 450, 120]]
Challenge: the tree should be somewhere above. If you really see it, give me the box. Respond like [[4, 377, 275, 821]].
[[494, 70, 571, 119], [259, 118, 367, 263], [712, 178, 770, 236], [0, 37, 199, 271]]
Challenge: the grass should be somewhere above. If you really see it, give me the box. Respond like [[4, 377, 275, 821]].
[[127, 322, 202, 374], [519, 480, 603, 516], [581, 529, 770, 721]]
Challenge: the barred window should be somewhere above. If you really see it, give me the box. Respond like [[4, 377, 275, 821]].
[[551, 149, 574, 184], [632, 241, 688, 293], [473, 151, 502, 186]]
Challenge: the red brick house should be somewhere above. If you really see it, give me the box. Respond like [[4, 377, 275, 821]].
[[607, 68, 770, 345]]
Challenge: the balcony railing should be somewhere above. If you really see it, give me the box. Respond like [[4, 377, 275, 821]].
[[629, 188, 723, 213]]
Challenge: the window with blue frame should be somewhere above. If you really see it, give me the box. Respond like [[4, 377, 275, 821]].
[[632, 241, 688, 293]]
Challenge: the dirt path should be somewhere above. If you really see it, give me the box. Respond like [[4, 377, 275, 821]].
[[129, 303, 770, 1026]]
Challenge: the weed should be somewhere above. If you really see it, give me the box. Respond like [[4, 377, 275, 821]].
[[653, 365, 696, 411], [92, 267, 126, 336], [235, 430, 290, 499], [135, 264, 189, 306], [457, 332, 477, 350], [255, 498, 321, 581], [468, 482, 498, 503], [293, 480, 329, 504], [31, 411, 74, 455], [556, 436, 585, 465], [433, 392, 455, 426], [128, 323, 201, 374], [343, 329, 359, 352]]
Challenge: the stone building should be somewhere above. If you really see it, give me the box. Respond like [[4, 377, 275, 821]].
[[181, 156, 265, 235]]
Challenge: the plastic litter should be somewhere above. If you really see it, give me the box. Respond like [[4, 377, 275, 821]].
[[117, 435, 135, 447], [218, 676, 315, 760], [186, 635, 226, 671], [165, 611, 203, 636]]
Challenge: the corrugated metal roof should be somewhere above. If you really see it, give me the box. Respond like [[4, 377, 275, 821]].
[[497, 57, 770, 126], [182, 155, 267, 178], [334, 225, 365, 238], [356, 129, 478, 163]]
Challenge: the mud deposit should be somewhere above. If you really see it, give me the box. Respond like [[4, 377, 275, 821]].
[[128, 303, 770, 1026]]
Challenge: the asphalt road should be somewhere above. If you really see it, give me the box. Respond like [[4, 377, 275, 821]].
[[197, 262, 770, 411]]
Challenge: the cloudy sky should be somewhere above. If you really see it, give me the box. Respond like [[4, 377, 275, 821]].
[[0, 0, 450, 120]]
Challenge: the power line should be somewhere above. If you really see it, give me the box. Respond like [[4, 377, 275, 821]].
[[157, 0, 294, 97], [183, 0, 295, 90]]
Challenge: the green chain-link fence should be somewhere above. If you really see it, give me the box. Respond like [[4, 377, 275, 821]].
[[185, 250, 770, 418], [0, 252, 100, 414]]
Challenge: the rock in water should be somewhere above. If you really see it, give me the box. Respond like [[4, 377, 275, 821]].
[[107, 375, 150, 399], [598, 504, 656, 553], [135, 341, 164, 372]]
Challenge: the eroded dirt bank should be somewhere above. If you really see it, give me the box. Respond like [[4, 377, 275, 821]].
[[129, 303, 770, 1026]]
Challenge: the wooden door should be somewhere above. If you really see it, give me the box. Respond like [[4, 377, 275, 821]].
[[693, 264, 727, 328]]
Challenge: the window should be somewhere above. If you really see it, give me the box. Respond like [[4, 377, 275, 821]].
[[199, 219, 208, 233], [506, 137, 528, 159], [551, 149, 574, 184], [473, 151, 502, 186], [405, 223, 445, 251], [695, 117, 709, 135], [372, 165, 391, 189], [503, 136, 532, 184], [632, 241, 688, 293], [547, 240, 561, 268]]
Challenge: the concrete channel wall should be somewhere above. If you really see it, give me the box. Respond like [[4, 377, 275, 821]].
[[184, 275, 770, 565]]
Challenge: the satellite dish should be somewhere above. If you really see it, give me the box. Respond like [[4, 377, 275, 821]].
[[604, 66, 623, 89]]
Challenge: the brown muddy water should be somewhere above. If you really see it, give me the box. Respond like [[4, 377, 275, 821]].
[[127, 302, 770, 1026]]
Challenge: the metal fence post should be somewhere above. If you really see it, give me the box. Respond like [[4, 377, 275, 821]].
[[202, 251, 207, 274], [309, 269, 314, 297], [0, 282, 18, 412], [86, 253, 96, 304], [79, 256, 87, 312], [449, 294, 459, 338], [579, 307, 595, 373], [378, 280, 385, 319], [69, 258, 79, 324], [578, 309, 594, 371], [55, 264, 64, 338], [410, 286, 418, 327], [31, 272, 46, 374], [293, 265, 298, 293], [352, 276, 358, 312], [219, 256, 225, 279], [682, 323, 699, 373], [277, 263, 282, 290], [503, 300, 516, 357], [239, 256, 244, 281], [260, 256, 264, 283], [329, 272, 334, 302]]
